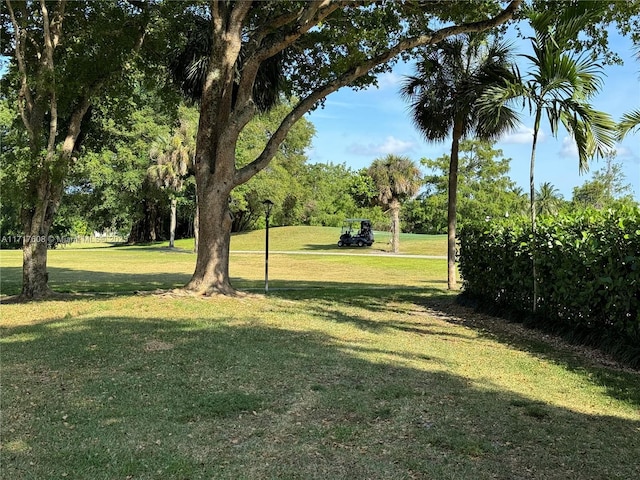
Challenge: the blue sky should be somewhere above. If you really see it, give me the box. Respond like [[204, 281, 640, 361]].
[[306, 30, 640, 202]]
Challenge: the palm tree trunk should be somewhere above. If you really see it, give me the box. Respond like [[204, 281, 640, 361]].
[[169, 196, 177, 248], [530, 107, 542, 312], [390, 198, 401, 254], [447, 118, 463, 290]]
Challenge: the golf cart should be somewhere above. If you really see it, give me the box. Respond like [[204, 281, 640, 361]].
[[337, 218, 374, 248]]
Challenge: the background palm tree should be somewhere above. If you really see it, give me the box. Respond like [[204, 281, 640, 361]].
[[148, 120, 195, 248], [535, 182, 564, 216], [368, 155, 422, 254], [482, 7, 617, 230], [401, 34, 519, 289], [479, 4, 617, 310]]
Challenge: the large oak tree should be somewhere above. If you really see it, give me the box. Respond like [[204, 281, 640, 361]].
[[181, 0, 523, 295]]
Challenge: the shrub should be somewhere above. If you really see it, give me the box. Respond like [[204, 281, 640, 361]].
[[458, 206, 640, 366]]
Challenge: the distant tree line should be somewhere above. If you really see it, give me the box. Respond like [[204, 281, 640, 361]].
[[3, 89, 632, 247], [402, 140, 637, 236], [0, 94, 389, 244]]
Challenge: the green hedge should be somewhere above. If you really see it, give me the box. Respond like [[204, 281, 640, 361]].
[[458, 206, 640, 365]]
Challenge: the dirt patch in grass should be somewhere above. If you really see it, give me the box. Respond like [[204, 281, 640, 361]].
[[143, 340, 175, 352]]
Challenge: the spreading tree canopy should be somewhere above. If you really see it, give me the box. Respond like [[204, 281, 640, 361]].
[[171, 0, 523, 295], [7, 0, 636, 298]]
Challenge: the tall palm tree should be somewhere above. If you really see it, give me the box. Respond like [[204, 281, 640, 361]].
[[401, 34, 519, 290], [148, 121, 194, 248], [479, 5, 617, 310], [368, 155, 422, 254]]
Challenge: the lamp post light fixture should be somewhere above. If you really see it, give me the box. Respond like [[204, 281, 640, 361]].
[[263, 199, 274, 294]]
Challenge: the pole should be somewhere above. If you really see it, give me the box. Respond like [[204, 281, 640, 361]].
[[262, 199, 273, 294], [265, 212, 269, 294]]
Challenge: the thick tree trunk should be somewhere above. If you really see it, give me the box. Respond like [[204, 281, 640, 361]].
[[22, 237, 50, 298], [183, 4, 245, 295], [185, 184, 234, 295], [20, 170, 63, 299], [21, 213, 54, 299], [447, 119, 463, 290], [185, 107, 238, 294]]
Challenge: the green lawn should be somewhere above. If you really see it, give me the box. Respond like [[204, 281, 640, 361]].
[[0, 228, 447, 297], [1, 230, 639, 479], [220, 226, 447, 256]]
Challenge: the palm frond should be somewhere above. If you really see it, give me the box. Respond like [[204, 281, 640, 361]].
[[169, 12, 282, 111], [403, 34, 520, 144], [367, 155, 422, 206], [476, 81, 527, 134], [560, 101, 617, 172], [618, 110, 640, 140]]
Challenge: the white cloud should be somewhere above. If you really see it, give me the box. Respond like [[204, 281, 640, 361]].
[[346, 136, 416, 157], [614, 145, 640, 164], [561, 137, 622, 160], [375, 72, 403, 90], [500, 126, 546, 145], [616, 146, 633, 158], [559, 136, 579, 158]]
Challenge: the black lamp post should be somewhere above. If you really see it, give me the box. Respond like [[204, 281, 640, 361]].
[[263, 199, 274, 294]]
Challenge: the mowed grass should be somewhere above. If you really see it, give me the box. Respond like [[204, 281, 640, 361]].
[[0, 226, 446, 297], [1, 229, 639, 479], [219, 226, 447, 256]]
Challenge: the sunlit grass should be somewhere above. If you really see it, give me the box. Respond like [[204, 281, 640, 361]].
[[175, 226, 447, 256], [0, 228, 448, 297]]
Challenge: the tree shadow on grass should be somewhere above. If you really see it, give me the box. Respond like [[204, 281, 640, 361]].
[[269, 286, 452, 334], [301, 243, 342, 251], [415, 296, 640, 409], [271, 288, 640, 410], [2, 314, 639, 480], [2, 262, 637, 419], [0, 266, 194, 298], [0, 265, 444, 299]]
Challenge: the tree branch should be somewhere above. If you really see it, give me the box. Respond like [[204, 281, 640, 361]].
[[234, 0, 522, 187], [229, 0, 253, 33], [49, 0, 66, 49], [256, 0, 344, 61], [40, 0, 59, 158], [235, 0, 344, 108], [6, 0, 36, 143]]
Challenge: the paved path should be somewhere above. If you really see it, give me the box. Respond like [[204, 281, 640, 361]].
[[231, 250, 446, 259]]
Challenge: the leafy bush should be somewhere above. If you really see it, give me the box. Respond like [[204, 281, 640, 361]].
[[459, 206, 640, 366]]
